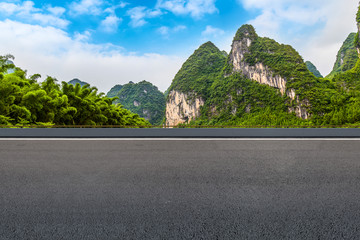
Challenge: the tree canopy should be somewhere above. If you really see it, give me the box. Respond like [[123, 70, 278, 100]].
[[0, 55, 150, 127]]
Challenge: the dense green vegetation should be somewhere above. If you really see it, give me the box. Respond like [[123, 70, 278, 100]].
[[168, 41, 226, 100], [107, 81, 165, 125], [327, 33, 358, 79], [244, 33, 310, 80], [332, 59, 360, 91], [0, 55, 150, 127], [107, 84, 123, 98], [188, 74, 309, 127], [305, 61, 323, 78]]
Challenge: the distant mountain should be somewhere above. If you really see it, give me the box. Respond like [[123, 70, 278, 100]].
[[107, 85, 123, 98], [326, 33, 358, 79], [68, 78, 89, 87], [107, 81, 165, 125], [305, 61, 323, 78]]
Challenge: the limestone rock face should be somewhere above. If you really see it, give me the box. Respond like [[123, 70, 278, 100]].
[[229, 26, 310, 119], [165, 90, 204, 126], [134, 100, 140, 106], [142, 109, 150, 120], [286, 88, 310, 119], [229, 31, 287, 95]]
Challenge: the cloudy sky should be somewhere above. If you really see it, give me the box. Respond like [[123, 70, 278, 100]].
[[0, 0, 358, 93]]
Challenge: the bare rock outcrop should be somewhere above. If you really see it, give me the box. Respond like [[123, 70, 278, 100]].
[[229, 27, 287, 95], [165, 90, 204, 126], [286, 89, 310, 119], [229, 25, 310, 119]]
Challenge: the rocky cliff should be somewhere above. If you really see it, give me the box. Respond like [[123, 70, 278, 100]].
[[229, 25, 287, 95], [165, 90, 204, 126], [227, 25, 311, 119], [287, 88, 311, 120]]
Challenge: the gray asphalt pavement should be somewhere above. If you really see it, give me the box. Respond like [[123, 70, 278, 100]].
[[0, 139, 360, 239]]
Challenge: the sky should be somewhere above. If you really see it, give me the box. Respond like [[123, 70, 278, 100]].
[[0, 0, 358, 93]]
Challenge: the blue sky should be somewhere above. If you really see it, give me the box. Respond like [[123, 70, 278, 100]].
[[0, 0, 358, 92]]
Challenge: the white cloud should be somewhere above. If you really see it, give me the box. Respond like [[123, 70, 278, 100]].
[[173, 25, 187, 32], [69, 0, 103, 15], [119, 2, 129, 8], [100, 15, 122, 33], [47, 6, 66, 16], [74, 31, 91, 41], [127, 7, 147, 27], [126, 6, 162, 28], [237, 0, 359, 76], [202, 25, 224, 38], [157, 25, 187, 37], [15, 1, 37, 15], [104, 2, 129, 14], [0, 1, 69, 28], [157, 26, 170, 36], [0, 19, 184, 93], [156, 0, 218, 18], [31, 13, 69, 29], [0, 2, 18, 15]]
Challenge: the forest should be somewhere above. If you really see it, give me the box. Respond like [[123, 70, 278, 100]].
[[0, 55, 150, 127]]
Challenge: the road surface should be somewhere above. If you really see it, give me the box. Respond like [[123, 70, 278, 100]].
[[0, 139, 360, 239]]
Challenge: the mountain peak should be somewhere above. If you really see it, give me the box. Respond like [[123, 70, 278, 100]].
[[168, 40, 225, 94], [233, 24, 258, 42], [197, 41, 221, 53], [68, 78, 89, 87], [200, 41, 216, 47]]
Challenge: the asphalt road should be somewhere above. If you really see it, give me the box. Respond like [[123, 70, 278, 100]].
[[1, 139, 360, 239]]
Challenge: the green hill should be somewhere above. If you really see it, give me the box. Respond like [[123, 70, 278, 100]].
[[108, 81, 165, 125], [107, 85, 123, 98]]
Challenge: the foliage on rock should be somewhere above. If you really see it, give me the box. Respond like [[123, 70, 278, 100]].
[[327, 33, 358, 79], [168, 41, 226, 100]]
